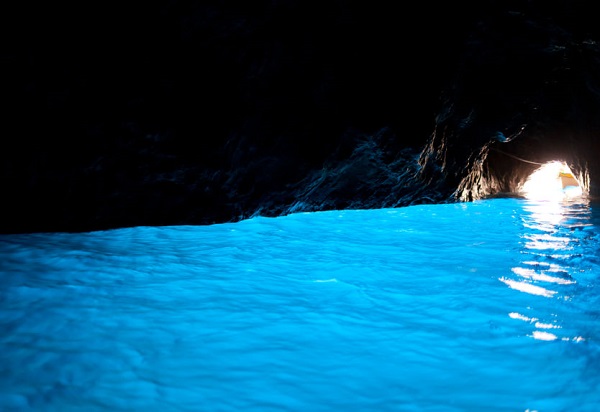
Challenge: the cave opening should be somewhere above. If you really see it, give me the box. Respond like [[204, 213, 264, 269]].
[[517, 160, 584, 201], [476, 139, 592, 204]]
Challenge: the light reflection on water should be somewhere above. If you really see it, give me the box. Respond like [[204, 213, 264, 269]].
[[502, 197, 596, 341], [0, 198, 599, 411]]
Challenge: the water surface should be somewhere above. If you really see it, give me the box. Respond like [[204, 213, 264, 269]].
[[1, 198, 599, 411]]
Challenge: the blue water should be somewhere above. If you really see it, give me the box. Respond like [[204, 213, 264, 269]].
[[1, 198, 599, 411]]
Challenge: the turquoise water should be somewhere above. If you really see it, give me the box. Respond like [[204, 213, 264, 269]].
[[1, 198, 599, 411]]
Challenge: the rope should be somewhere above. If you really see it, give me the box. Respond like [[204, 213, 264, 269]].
[[490, 147, 545, 166]]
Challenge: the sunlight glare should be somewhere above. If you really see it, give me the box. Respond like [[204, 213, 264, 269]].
[[499, 277, 557, 297], [519, 161, 583, 201], [530, 330, 558, 341]]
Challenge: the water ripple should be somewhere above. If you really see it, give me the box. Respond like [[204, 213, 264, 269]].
[[1, 199, 599, 411], [502, 197, 597, 344]]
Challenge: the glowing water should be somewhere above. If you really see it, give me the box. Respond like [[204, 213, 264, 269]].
[[1, 198, 599, 411]]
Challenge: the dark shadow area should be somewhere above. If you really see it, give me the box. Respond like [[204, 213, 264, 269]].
[[1, 0, 600, 233]]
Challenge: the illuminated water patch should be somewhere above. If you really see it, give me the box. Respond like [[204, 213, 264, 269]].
[[0, 198, 598, 411]]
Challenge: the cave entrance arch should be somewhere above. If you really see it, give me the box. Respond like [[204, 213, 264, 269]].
[[518, 160, 583, 201]]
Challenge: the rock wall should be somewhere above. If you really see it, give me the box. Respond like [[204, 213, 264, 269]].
[[2, 1, 600, 233]]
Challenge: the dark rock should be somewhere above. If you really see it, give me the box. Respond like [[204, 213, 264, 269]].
[[2, 1, 600, 233]]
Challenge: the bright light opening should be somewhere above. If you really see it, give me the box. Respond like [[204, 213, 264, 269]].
[[519, 161, 583, 201]]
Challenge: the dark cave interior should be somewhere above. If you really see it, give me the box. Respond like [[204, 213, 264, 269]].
[[1, 0, 600, 233]]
